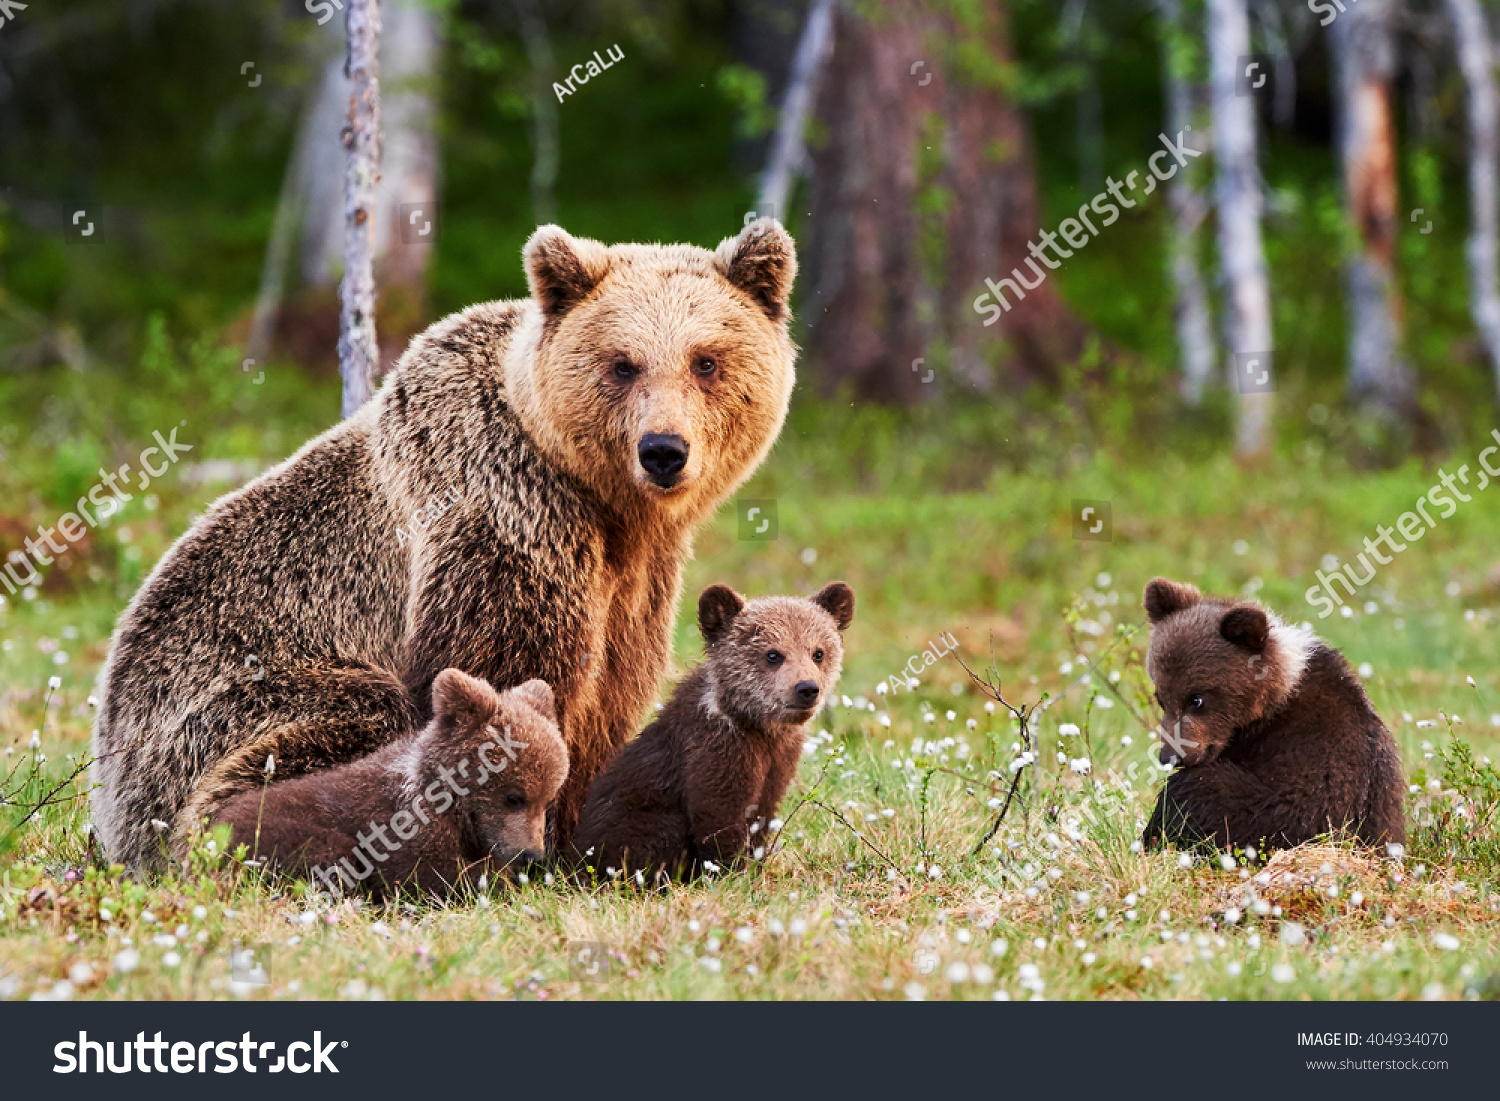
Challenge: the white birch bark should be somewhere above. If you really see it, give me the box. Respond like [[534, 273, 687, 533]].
[[1159, 0, 1216, 403], [1208, 0, 1274, 458], [757, 0, 836, 218], [512, 0, 559, 226], [338, 0, 382, 420], [1447, 0, 1500, 394]]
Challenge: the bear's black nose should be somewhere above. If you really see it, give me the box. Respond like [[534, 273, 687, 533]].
[[794, 680, 820, 706], [638, 433, 689, 485]]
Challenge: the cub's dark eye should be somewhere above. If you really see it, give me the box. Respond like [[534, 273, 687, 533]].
[[612, 356, 639, 380], [812, 649, 825, 664], [766, 650, 784, 666], [504, 792, 527, 810], [1187, 694, 1205, 711], [693, 354, 718, 377]]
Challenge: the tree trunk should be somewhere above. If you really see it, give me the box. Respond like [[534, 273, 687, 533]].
[[1447, 0, 1500, 394], [1331, 0, 1415, 420], [339, 0, 382, 420], [512, 0, 560, 226], [757, 0, 836, 218], [371, 0, 438, 372], [802, 0, 1082, 402], [1208, 0, 1274, 459], [1158, 0, 1216, 403]]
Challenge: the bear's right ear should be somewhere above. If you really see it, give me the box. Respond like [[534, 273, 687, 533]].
[[1143, 577, 1202, 623], [809, 581, 856, 631], [523, 225, 611, 318], [698, 584, 746, 646], [431, 668, 501, 729], [715, 219, 797, 324], [509, 678, 558, 726]]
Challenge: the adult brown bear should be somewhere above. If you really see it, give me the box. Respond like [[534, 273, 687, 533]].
[[91, 219, 798, 872]]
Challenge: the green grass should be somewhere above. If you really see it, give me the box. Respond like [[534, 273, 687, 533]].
[[2, 396, 1499, 1001]]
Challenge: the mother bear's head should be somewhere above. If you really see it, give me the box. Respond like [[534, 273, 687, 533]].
[[504, 218, 797, 524]]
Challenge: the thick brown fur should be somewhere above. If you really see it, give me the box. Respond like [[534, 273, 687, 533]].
[[91, 219, 798, 871], [1140, 578, 1405, 851], [215, 671, 567, 900], [573, 582, 854, 879]]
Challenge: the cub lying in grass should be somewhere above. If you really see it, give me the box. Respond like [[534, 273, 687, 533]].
[[1140, 577, 1405, 852], [217, 670, 567, 899], [573, 581, 854, 880]]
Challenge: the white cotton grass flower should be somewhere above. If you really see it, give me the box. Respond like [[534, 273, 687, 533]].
[[29, 730, 40, 750], [1095, 696, 1113, 709], [47, 675, 62, 690], [1358, 662, 1373, 678], [1279, 923, 1306, 947], [876, 682, 888, 696], [984, 701, 996, 713], [1433, 932, 1460, 951], [1058, 723, 1080, 738], [150, 820, 168, 833], [264, 754, 276, 777], [1271, 963, 1295, 984], [1068, 758, 1091, 775]]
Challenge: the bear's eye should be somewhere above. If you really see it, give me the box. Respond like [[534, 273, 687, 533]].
[[812, 649, 824, 663], [612, 356, 639, 380], [766, 650, 784, 666], [1187, 694, 1205, 711], [504, 792, 527, 810], [693, 354, 718, 377]]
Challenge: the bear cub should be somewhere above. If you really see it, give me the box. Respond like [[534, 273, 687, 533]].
[[1139, 577, 1405, 852], [573, 581, 855, 880], [216, 670, 568, 899]]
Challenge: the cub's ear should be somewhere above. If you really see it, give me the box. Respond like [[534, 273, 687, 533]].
[[431, 668, 501, 729], [509, 679, 558, 726], [809, 581, 855, 631], [715, 218, 797, 324], [1220, 605, 1270, 652], [523, 225, 611, 318], [698, 584, 746, 646], [1144, 577, 1202, 623]]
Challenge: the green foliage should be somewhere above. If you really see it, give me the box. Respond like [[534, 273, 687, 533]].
[[715, 63, 775, 139]]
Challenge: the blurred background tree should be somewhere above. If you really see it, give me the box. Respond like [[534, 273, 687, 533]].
[[3, 0, 1500, 470]]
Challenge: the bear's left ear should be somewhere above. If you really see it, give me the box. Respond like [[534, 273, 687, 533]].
[[698, 584, 746, 646], [431, 668, 501, 729], [715, 219, 797, 324], [1219, 605, 1270, 652], [509, 679, 558, 726], [524, 225, 612, 319], [810, 581, 855, 631]]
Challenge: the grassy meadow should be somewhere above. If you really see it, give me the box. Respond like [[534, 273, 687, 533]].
[[2, 378, 1499, 1001]]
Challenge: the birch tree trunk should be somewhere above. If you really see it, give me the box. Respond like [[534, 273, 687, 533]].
[[1158, 0, 1216, 403], [1208, 0, 1274, 458], [512, 0, 560, 226], [339, 0, 382, 420], [1331, 0, 1415, 420], [1447, 0, 1500, 394], [757, 0, 836, 218]]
